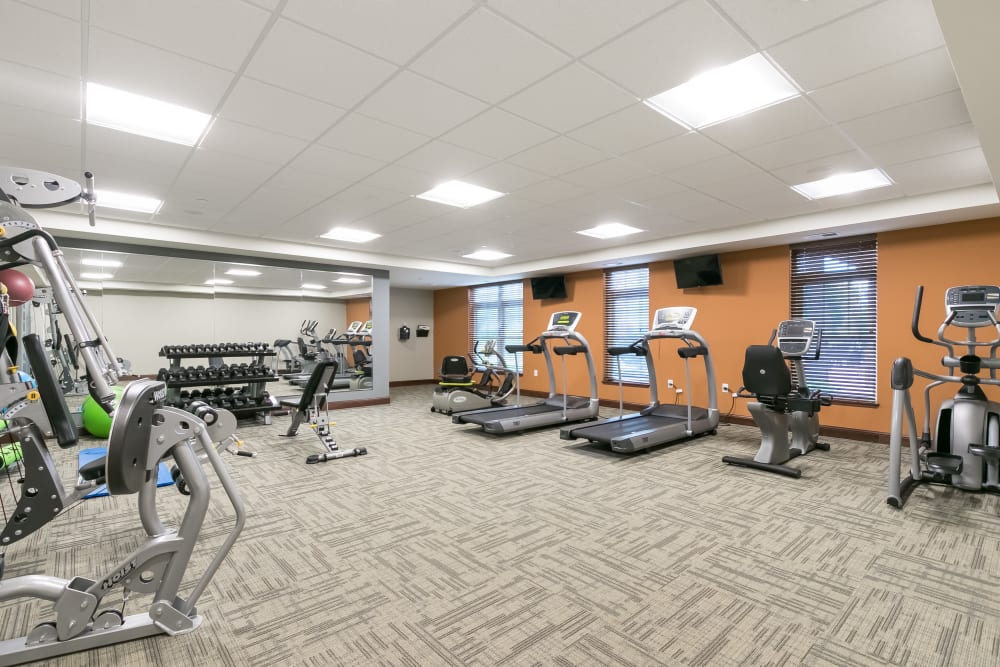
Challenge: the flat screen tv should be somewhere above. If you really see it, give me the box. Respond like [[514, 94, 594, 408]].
[[530, 275, 567, 300], [674, 254, 723, 288]]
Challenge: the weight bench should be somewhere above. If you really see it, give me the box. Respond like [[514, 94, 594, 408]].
[[278, 360, 367, 464]]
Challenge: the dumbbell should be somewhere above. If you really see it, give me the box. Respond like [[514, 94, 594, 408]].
[[190, 389, 202, 399]]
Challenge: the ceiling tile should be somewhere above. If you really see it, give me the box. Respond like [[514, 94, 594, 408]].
[[0, 101, 80, 148], [714, 0, 881, 49], [185, 147, 283, 183], [672, 200, 757, 226], [696, 170, 786, 200], [18, 0, 81, 20], [0, 61, 80, 117], [885, 147, 992, 196], [866, 123, 980, 166], [169, 168, 261, 206], [560, 158, 653, 189], [666, 154, 764, 188], [265, 166, 352, 198], [840, 91, 971, 147], [0, 132, 79, 178], [361, 165, 439, 196], [286, 144, 385, 183], [301, 183, 408, 224], [245, 18, 396, 108], [213, 184, 329, 235], [433, 195, 541, 224], [356, 70, 488, 136], [808, 47, 959, 123], [741, 126, 856, 170], [88, 28, 233, 112], [583, 0, 754, 98], [0, 2, 79, 78], [500, 64, 637, 133], [200, 118, 308, 165], [220, 77, 347, 141], [244, 0, 280, 10], [318, 113, 430, 162], [395, 140, 495, 178], [441, 108, 556, 159], [768, 0, 946, 91], [86, 123, 192, 167], [569, 104, 686, 156], [610, 174, 688, 203], [512, 178, 589, 204], [466, 162, 548, 192], [769, 150, 875, 186], [625, 132, 730, 173], [91, 0, 270, 71], [282, 0, 475, 65], [722, 186, 825, 220], [817, 184, 904, 210], [559, 192, 652, 220], [700, 97, 828, 151], [153, 201, 228, 231], [487, 0, 678, 56], [640, 188, 718, 214], [410, 8, 569, 103], [507, 136, 607, 176], [85, 149, 182, 194], [360, 198, 446, 230]]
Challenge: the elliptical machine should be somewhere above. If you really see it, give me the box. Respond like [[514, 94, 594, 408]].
[[887, 285, 1000, 508], [722, 320, 833, 478]]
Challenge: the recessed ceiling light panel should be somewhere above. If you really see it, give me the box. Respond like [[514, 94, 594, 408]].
[[334, 277, 366, 284], [301, 283, 326, 290], [225, 268, 262, 277], [80, 272, 114, 280], [86, 82, 212, 146], [462, 249, 512, 261], [416, 180, 506, 208], [320, 227, 382, 243], [205, 278, 234, 285], [81, 258, 123, 268], [577, 222, 644, 240], [791, 169, 893, 199], [644, 53, 799, 129], [95, 189, 162, 214]]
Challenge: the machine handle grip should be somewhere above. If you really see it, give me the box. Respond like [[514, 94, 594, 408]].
[[554, 345, 585, 355], [911, 286, 934, 343], [505, 344, 541, 354], [83, 171, 96, 227], [811, 328, 823, 360], [607, 346, 634, 356]]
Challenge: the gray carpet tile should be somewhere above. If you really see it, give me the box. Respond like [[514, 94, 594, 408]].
[[1, 385, 999, 666]]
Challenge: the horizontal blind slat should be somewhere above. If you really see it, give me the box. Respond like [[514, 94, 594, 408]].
[[604, 267, 649, 384]]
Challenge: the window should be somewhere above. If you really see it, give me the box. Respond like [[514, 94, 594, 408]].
[[604, 266, 650, 384], [790, 237, 877, 403], [469, 281, 524, 369]]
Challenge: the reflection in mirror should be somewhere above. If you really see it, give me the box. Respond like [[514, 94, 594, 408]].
[[37, 248, 381, 411]]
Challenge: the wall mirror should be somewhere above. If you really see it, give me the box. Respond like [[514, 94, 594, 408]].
[[24, 238, 389, 408]]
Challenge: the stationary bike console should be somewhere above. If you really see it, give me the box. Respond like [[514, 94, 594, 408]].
[[775, 319, 816, 358], [944, 285, 1000, 327]]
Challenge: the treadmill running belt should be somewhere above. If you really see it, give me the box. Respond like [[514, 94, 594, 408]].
[[456, 403, 560, 425]]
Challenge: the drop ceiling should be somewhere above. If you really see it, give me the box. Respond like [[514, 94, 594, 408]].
[[1, 0, 997, 288]]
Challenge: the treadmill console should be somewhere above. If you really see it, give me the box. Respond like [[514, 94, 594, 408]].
[[651, 307, 697, 331], [547, 311, 581, 333], [360, 320, 373, 335], [345, 321, 363, 334], [945, 285, 1000, 328], [776, 319, 816, 358]]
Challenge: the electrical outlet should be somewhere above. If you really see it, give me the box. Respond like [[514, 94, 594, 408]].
[[675, 388, 683, 394], [667, 378, 674, 388], [722, 383, 730, 394], [533, 369, 538, 377]]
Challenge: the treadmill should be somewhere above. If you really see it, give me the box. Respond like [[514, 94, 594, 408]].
[[452, 311, 600, 434], [560, 307, 719, 453]]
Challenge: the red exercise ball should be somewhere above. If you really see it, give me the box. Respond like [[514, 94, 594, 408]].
[[0, 269, 35, 307]]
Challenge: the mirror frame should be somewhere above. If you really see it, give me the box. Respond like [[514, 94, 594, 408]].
[[53, 235, 391, 407]]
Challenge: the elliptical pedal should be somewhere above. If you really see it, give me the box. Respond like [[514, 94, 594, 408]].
[[924, 452, 963, 475]]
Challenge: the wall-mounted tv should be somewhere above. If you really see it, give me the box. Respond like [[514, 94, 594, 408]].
[[530, 275, 567, 299], [674, 254, 723, 289]]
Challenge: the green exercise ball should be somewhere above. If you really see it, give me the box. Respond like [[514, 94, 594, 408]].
[[81, 385, 125, 438]]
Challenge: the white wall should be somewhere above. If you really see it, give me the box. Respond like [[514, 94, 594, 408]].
[[67, 291, 346, 375], [389, 287, 435, 382]]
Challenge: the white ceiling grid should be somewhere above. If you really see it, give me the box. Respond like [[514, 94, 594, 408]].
[[0, 0, 996, 288]]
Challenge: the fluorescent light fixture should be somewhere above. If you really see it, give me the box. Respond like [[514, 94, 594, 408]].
[[81, 258, 123, 268], [791, 169, 893, 199], [462, 249, 512, 261], [205, 278, 234, 286], [301, 283, 326, 290], [80, 272, 114, 280], [336, 271, 368, 277], [224, 268, 262, 277], [86, 82, 212, 146], [577, 222, 644, 240], [644, 53, 799, 129], [416, 180, 505, 208], [95, 189, 162, 214], [334, 277, 366, 284], [320, 227, 381, 243]]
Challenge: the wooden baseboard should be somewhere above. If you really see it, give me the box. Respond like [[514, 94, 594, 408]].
[[390, 379, 438, 387], [328, 396, 391, 410]]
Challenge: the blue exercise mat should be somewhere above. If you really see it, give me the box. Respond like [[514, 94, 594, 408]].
[[79, 447, 174, 499]]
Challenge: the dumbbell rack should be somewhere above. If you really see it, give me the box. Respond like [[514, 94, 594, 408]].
[[159, 343, 279, 425]]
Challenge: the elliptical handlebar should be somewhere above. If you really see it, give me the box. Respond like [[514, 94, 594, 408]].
[[911, 286, 934, 343]]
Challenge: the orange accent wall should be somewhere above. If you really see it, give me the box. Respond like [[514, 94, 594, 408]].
[[430, 216, 1000, 437], [345, 298, 371, 325]]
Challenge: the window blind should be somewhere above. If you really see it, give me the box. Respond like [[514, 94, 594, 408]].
[[468, 281, 524, 370], [790, 237, 877, 403], [603, 267, 650, 384]]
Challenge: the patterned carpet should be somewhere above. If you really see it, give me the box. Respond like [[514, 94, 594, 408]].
[[2, 385, 1000, 666]]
